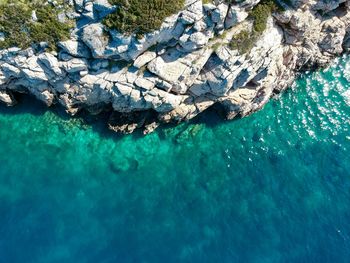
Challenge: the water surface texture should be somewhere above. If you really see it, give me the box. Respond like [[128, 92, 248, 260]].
[[1, 55, 350, 263]]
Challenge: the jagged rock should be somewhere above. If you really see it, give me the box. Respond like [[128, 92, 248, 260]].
[[225, 6, 249, 29], [211, 3, 229, 30], [237, 0, 261, 9], [319, 17, 346, 55], [93, 0, 116, 19], [343, 32, 350, 51], [0, 91, 16, 106], [108, 111, 157, 134], [134, 77, 155, 90], [73, 0, 85, 13], [0, 63, 21, 78], [61, 58, 88, 73], [58, 40, 91, 58], [1, 0, 350, 134], [180, 0, 203, 24], [313, 0, 347, 12], [81, 23, 108, 58], [179, 31, 209, 51], [38, 53, 63, 76], [133, 51, 157, 69], [35, 90, 55, 107], [81, 2, 94, 19], [147, 49, 188, 84]]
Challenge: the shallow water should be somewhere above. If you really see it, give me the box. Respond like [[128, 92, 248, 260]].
[[1, 55, 350, 263]]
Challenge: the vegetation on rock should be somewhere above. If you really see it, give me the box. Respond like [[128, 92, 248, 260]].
[[229, 0, 280, 54], [0, 0, 73, 50], [103, 0, 185, 37], [250, 0, 279, 33], [229, 30, 257, 54]]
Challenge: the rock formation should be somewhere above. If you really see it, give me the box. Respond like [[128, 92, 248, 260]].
[[0, 0, 350, 134]]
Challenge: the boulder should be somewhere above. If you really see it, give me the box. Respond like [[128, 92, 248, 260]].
[[0, 91, 16, 106], [81, 23, 108, 58], [133, 51, 157, 68], [58, 40, 91, 58]]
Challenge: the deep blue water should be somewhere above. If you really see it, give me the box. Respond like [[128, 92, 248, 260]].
[[1, 55, 350, 263]]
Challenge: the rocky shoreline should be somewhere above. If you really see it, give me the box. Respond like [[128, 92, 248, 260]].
[[0, 0, 350, 134]]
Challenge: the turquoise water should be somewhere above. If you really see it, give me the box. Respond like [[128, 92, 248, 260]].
[[1, 55, 350, 263]]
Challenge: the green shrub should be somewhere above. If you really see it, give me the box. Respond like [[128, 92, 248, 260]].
[[250, 0, 278, 33], [212, 42, 221, 52], [229, 30, 257, 54], [29, 5, 72, 49], [0, 0, 73, 50], [225, 0, 288, 8], [103, 0, 185, 37], [229, 0, 280, 54], [0, 1, 31, 49]]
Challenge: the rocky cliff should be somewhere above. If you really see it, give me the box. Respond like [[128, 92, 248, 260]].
[[1, 0, 350, 134]]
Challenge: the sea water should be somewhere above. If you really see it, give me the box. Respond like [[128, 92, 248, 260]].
[[0, 55, 350, 262]]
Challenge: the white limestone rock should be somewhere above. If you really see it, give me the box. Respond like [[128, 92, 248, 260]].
[[61, 58, 88, 73], [1, 0, 350, 134], [0, 63, 21, 78], [0, 91, 16, 106], [93, 0, 116, 19], [180, 32, 209, 51], [38, 53, 63, 76], [81, 23, 108, 58], [58, 40, 91, 58], [225, 6, 249, 29], [133, 51, 157, 69]]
